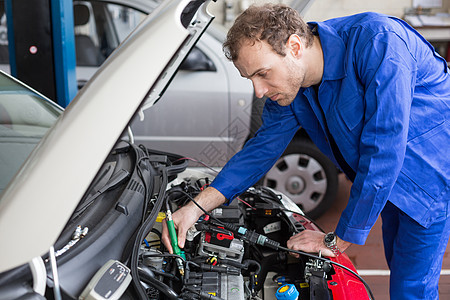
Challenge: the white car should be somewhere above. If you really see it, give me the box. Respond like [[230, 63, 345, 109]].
[[0, 1, 370, 299]]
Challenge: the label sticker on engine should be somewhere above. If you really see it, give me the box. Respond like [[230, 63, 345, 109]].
[[263, 221, 281, 234], [212, 208, 223, 216]]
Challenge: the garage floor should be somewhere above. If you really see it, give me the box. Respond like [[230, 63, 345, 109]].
[[315, 174, 450, 300]]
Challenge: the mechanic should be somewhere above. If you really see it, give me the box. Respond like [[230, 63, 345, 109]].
[[162, 3, 450, 299]]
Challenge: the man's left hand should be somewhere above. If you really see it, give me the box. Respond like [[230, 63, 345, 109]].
[[287, 230, 352, 258]]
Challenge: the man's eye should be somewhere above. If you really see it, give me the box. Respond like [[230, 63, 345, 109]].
[[258, 72, 267, 78]]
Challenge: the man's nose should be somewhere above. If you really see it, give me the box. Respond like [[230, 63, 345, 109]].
[[252, 79, 268, 99]]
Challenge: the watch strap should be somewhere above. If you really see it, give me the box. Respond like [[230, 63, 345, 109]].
[[324, 232, 341, 256]]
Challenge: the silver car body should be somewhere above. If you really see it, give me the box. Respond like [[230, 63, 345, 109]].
[[71, 0, 254, 166]]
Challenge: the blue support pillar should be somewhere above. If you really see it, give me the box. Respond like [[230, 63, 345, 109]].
[[4, 0, 16, 78], [5, 0, 77, 107], [50, 0, 77, 107]]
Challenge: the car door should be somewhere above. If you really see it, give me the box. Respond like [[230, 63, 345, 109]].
[[130, 34, 231, 167], [74, 0, 146, 88], [78, 0, 232, 167]]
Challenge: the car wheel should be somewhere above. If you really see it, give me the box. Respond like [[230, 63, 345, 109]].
[[263, 140, 338, 219]]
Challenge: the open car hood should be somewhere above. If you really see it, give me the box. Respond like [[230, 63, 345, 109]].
[[0, 0, 214, 273]]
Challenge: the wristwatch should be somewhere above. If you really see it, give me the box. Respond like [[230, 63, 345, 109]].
[[324, 232, 341, 256]]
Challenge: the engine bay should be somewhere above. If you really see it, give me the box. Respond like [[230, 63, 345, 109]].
[[127, 149, 370, 300], [0, 144, 370, 300], [141, 178, 336, 299]]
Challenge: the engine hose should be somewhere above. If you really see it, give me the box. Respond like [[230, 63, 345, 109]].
[[147, 265, 180, 281], [218, 258, 261, 275], [199, 263, 240, 275], [138, 267, 179, 300], [255, 252, 287, 292], [243, 259, 262, 275], [130, 166, 168, 299], [214, 258, 245, 269], [184, 287, 225, 300]]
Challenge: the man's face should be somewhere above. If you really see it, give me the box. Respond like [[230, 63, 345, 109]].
[[234, 39, 305, 106]]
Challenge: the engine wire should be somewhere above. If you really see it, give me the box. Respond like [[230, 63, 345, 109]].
[[173, 157, 257, 210], [174, 156, 219, 174], [167, 159, 374, 299], [277, 245, 375, 300], [180, 190, 375, 300], [144, 253, 201, 269]]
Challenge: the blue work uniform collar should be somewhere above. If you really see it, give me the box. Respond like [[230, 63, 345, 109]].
[[307, 22, 347, 81]]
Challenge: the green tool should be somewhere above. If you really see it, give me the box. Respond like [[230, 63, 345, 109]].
[[165, 209, 185, 276]]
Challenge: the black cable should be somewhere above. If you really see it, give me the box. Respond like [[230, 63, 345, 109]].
[[279, 207, 326, 233], [183, 286, 225, 300], [138, 267, 179, 300], [130, 166, 168, 300], [144, 253, 201, 268], [220, 258, 262, 274], [145, 266, 180, 281], [182, 191, 375, 300], [179, 190, 211, 216], [278, 245, 375, 300], [144, 253, 185, 262], [255, 187, 327, 232], [174, 156, 219, 174]]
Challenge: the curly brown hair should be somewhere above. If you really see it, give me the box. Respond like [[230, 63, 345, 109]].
[[223, 3, 314, 61]]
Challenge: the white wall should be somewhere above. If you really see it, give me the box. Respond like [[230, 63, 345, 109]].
[[302, 0, 412, 21], [208, 0, 450, 25]]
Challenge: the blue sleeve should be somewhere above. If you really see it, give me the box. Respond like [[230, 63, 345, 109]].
[[210, 98, 300, 202], [335, 31, 417, 244]]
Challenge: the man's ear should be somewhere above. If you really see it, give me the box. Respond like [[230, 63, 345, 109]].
[[286, 34, 303, 58]]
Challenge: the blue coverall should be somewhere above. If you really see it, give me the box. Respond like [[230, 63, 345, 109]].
[[210, 12, 450, 298]]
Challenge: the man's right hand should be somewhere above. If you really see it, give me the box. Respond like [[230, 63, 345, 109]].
[[161, 202, 202, 253], [161, 186, 227, 253]]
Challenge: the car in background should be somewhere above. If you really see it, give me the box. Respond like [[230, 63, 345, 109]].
[[0, 2, 370, 299], [73, 0, 339, 219], [0, 0, 338, 218]]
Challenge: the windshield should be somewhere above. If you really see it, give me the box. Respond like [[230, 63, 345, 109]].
[[0, 73, 62, 195]]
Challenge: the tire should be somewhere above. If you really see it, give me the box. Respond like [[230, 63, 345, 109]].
[[263, 140, 338, 219]]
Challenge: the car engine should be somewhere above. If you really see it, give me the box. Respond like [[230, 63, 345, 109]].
[[134, 173, 345, 300], [0, 144, 370, 300]]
